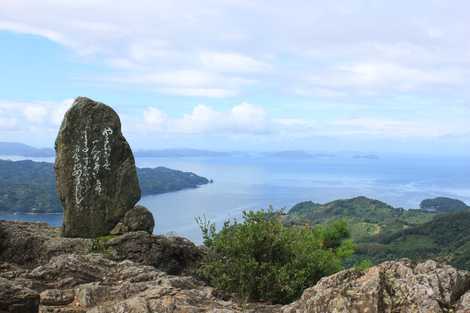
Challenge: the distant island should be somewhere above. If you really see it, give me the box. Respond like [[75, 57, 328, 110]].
[[1, 141, 380, 161], [135, 148, 230, 158], [0, 159, 209, 213], [0, 142, 229, 159], [0, 142, 55, 157]]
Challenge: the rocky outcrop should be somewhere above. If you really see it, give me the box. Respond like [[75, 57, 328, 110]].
[[3, 221, 470, 312], [0, 277, 40, 313], [283, 259, 470, 313], [0, 221, 93, 268], [55, 97, 141, 238], [0, 253, 279, 313], [110, 205, 154, 235], [102, 231, 202, 275], [0, 221, 201, 275]]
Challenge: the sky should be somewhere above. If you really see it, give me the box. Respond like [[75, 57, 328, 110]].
[[0, 0, 469, 155]]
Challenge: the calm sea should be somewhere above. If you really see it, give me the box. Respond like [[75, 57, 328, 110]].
[[1, 154, 469, 243]]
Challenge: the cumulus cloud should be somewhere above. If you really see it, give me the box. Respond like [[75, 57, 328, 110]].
[[0, 99, 72, 133], [142, 102, 270, 134], [136, 102, 470, 139], [2, 0, 469, 98]]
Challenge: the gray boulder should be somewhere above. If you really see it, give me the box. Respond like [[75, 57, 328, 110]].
[[282, 259, 470, 313], [0, 221, 93, 268], [103, 231, 202, 275], [55, 97, 141, 238], [111, 205, 155, 235]]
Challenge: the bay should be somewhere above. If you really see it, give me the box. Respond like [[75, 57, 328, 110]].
[[1, 154, 469, 243]]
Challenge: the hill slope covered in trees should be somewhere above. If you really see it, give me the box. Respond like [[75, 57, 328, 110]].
[[0, 159, 209, 213], [286, 196, 470, 270], [286, 196, 436, 241]]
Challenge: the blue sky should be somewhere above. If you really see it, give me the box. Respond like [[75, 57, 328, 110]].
[[1, 0, 469, 155]]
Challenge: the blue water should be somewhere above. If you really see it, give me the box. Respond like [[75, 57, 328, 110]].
[[1, 154, 469, 243]]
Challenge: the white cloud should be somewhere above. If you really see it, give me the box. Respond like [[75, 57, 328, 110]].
[[332, 117, 462, 137], [0, 99, 72, 132], [0, 20, 71, 47], [138, 102, 470, 139], [199, 52, 270, 73], [112, 70, 253, 97], [142, 102, 271, 134], [23, 105, 48, 123], [143, 107, 167, 130], [2, 1, 469, 98], [308, 62, 465, 92]]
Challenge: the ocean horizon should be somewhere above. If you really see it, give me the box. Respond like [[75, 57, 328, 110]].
[[1, 153, 469, 243]]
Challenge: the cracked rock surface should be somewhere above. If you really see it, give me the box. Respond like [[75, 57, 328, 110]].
[[2, 221, 470, 313]]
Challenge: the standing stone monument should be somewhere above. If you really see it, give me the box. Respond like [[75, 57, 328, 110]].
[[55, 97, 141, 238]]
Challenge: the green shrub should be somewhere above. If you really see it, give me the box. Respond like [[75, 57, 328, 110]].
[[354, 259, 374, 272], [196, 210, 355, 304]]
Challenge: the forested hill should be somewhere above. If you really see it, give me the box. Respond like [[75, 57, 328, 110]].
[[286, 196, 470, 270], [0, 159, 209, 213], [356, 211, 470, 270], [285, 196, 436, 241]]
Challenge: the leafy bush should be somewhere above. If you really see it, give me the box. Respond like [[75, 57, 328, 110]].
[[196, 210, 355, 304], [354, 259, 373, 272]]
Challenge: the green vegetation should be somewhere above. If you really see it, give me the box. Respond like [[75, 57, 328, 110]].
[[0, 159, 209, 213], [286, 196, 470, 271], [138, 166, 209, 195], [0, 160, 60, 213], [196, 210, 355, 304], [90, 234, 117, 255], [419, 197, 469, 213], [285, 196, 435, 242], [356, 211, 470, 270]]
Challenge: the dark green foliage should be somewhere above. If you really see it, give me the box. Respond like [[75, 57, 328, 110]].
[[286, 196, 435, 242], [284, 196, 470, 272], [0, 159, 208, 213], [196, 210, 355, 304], [0, 160, 60, 213], [419, 197, 469, 213], [138, 166, 209, 195], [356, 211, 470, 270], [288, 201, 321, 215], [354, 259, 373, 272]]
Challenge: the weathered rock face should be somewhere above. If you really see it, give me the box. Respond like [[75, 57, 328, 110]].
[[0, 221, 93, 268], [0, 221, 202, 275], [282, 259, 470, 313], [110, 205, 154, 235], [102, 231, 202, 275], [0, 277, 40, 313], [0, 254, 280, 313], [55, 97, 141, 238]]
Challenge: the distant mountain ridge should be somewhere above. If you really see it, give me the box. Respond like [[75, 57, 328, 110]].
[[0, 142, 229, 159], [0, 159, 209, 213], [0, 142, 54, 157], [134, 148, 230, 158], [0, 141, 378, 160]]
